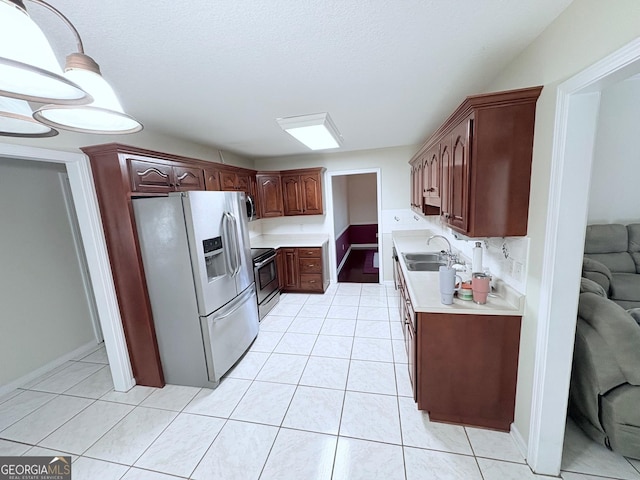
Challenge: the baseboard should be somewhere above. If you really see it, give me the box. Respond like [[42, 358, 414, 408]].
[[510, 422, 528, 461], [0, 341, 101, 397], [337, 246, 353, 274], [351, 243, 378, 249]]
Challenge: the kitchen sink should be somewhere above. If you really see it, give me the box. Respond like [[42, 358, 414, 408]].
[[401, 252, 448, 272], [402, 252, 447, 262], [405, 261, 445, 271]]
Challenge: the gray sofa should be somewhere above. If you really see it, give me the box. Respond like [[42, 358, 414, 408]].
[[569, 289, 640, 459], [582, 223, 640, 309]]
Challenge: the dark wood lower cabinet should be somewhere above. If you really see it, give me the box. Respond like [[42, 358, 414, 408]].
[[395, 256, 521, 431], [276, 246, 327, 293], [416, 312, 521, 431]]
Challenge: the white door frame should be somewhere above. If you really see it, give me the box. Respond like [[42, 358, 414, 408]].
[[59, 172, 103, 344], [325, 168, 383, 283], [528, 37, 640, 475], [0, 143, 134, 392]]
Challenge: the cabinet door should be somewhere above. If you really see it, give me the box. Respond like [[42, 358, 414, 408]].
[[257, 175, 283, 218], [220, 171, 238, 191], [204, 168, 221, 191], [301, 172, 323, 215], [276, 249, 285, 291], [282, 175, 304, 216], [406, 321, 416, 401], [174, 165, 205, 191], [236, 173, 250, 194], [129, 159, 174, 193], [282, 248, 299, 290], [449, 118, 472, 232], [440, 142, 451, 219]]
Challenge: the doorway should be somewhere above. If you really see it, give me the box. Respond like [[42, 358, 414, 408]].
[[326, 168, 383, 284], [528, 37, 640, 475], [0, 143, 133, 393]]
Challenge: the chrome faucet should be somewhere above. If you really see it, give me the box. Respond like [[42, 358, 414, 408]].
[[427, 234, 452, 254], [427, 235, 458, 266]]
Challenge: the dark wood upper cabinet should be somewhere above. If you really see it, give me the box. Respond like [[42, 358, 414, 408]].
[[204, 168, 221, 191], [129, 159, 174, 194], [410, 86, 542, 237], [261, 168, 324, 218], [256, 173, 284, 218], [173, 165, 205, 191], [282, 169, 324, 216], [219, 169, 251, 194], [448, 118, 471, 233], [282, 174, 303, 215], [300, 171, 323, 215], [129, 158, 204, 193]]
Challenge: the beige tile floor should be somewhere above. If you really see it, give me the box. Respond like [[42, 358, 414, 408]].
[[1, 282, 639, 479]]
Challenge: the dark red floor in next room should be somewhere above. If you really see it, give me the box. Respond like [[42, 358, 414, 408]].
[[338, 248, 379, 283]]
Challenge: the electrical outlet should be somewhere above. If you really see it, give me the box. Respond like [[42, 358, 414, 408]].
[[513, 261, 523, 281]]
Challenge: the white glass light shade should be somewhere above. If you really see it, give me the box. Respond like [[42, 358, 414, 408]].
[[0, 0, 89, 104], [0, 96, 57, 137], [34, 59, 143, 134], [277, 112, 343, 150]]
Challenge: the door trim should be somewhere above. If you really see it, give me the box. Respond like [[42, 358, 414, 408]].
[[528, 37, 640, 475], [0, 143, 134, 392], [59, 172, 103, 344], [325, 168, 383, 283]]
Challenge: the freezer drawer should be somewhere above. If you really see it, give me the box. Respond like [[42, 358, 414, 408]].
[[200, 284, 259, 385]]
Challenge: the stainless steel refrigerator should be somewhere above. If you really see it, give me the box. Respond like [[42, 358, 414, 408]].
[[133, 190, 259, 388]]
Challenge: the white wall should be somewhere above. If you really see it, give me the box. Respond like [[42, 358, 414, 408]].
[[1, 129, 254, 169], [347, 173, 377, 225], [0, 158, 95, 386], [587, 76, 640, 224], [484, 0, 640, 447], [332, 175, 349, 236]]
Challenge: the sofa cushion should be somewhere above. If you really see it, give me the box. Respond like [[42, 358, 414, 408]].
[[578, 292, 640, 386], [580, 277, 607, 297], [584, 224, 628, 254], [627, 224, 640, 273], [610, 273, 640, 301], [584, 252, 636, 274]]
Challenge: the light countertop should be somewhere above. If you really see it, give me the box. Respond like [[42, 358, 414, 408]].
[[393, 230, 525, 316], [250, 234, 329, 249]]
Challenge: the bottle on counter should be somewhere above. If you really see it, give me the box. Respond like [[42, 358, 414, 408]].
[[472, 241, 483, 274]]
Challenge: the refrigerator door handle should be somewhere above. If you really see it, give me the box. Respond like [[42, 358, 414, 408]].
[[230, 213, 242, 276], [211, 285, 254, 322], [222, 212, 235, 275]]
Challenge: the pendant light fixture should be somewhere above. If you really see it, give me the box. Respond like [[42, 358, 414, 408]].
[[0, 96, 58, 137], [0, 0, 142, 136], [0, 0, 88, 104]]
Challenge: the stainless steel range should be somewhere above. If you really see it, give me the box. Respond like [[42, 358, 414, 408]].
[[251, 247, 280, 319]]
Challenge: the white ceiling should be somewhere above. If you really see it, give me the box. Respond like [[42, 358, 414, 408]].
[[30, 0, 572, 159]]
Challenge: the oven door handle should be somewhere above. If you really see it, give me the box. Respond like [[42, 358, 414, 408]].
[[254, 253, 277, 269]]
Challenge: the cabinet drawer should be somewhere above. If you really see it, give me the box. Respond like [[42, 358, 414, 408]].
[[300, 274, 323, 291], [298, 247, 321, 258], [299, 259, 322, 274]]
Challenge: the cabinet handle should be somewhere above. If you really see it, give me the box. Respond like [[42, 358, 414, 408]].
[[427, 187, 435, 192], [307, 263, 316, 267], [309, 280, 316, 283]]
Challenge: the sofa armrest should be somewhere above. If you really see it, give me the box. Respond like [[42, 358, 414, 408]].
[[583, 257, 612, 294], [570, 319, 627, 432]]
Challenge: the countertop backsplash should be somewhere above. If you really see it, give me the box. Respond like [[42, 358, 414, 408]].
[[386, 210, 529, 294]]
